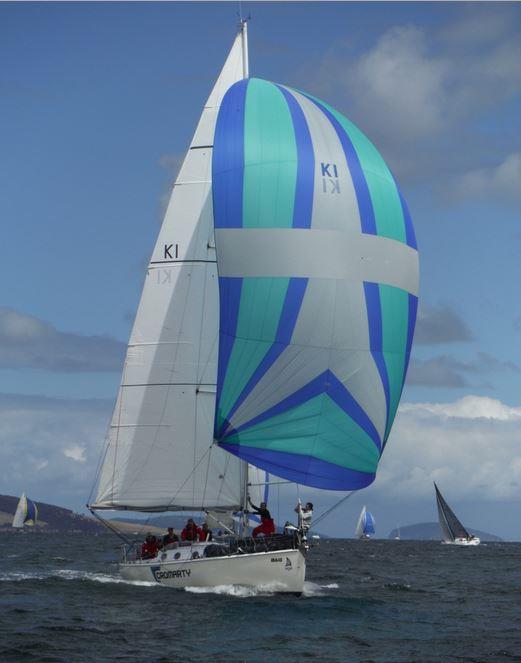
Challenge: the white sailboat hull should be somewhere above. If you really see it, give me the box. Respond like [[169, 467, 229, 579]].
[[121, 547, 306, 593], [441, 537, 480, 546]]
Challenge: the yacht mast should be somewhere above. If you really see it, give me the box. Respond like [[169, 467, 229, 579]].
[[239, 17, 250, 535]]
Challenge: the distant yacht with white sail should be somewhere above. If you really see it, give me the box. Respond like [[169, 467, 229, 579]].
[[12, 493, 38, 529], [434, 483, 480, 546], [355, 506, 375, 539]]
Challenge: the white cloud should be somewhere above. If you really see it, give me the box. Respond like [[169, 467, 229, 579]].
[[451, 152, 521, 205], [302, 13, 521, 183], [346, 26, 448, 141], [376, 395, 521, 501], [0, 394, 110, 510], [63, 445, 87, 463]]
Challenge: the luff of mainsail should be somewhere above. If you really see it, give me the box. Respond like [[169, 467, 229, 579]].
[[434, 483, 469, 541], [91, 27, 249, 512]]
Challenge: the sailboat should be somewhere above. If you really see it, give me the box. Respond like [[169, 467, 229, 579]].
[[88, 21, 419, 593], [355, 506, 375, 539], [435, 483, 480, 546], [12, 493, 38, 529]]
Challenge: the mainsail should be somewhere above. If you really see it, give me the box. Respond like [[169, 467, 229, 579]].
[[12, 493, 38, 528], [212, 78, 419, 490], [91, 29, 249, 512], [434, 483, 469, 541]]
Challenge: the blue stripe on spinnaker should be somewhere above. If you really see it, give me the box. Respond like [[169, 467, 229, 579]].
[[363, 282, 390, 435], [326, 371, 382, 451], [303, 93, 377, 236], [217, 277, 308, 434], [401, 293, 418, 395], [276, 85, 314, 229], [220, 444, 375, 490], [215, 278, 243, 430], [397, 187, 417, 250], [213, 79, 248, 228], [223, 369, 380, 453], [224, 370, 327, 437]]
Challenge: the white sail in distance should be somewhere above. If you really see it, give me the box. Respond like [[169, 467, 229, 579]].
[[12, 493, 28, 528], [92, 29, 248, 512]]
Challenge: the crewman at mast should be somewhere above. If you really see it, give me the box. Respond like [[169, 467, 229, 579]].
[[248, 498, 276, 537]]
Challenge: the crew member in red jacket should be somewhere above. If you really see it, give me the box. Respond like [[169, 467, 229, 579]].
[[249, 498, 276, 537], [181, 519, 201, 541], [141, 534, 159, 559]]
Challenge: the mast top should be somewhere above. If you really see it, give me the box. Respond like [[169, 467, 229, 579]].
[[239, 15, 249, 79]]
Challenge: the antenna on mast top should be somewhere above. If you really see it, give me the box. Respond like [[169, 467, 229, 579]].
[[237, 6, 250, 79]]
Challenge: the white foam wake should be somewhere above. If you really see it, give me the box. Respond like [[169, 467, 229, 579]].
[[184, 581, 288, 597], [301, 581, 339, 597], [184, 581, 340, 598], [0, 569, 157, 588]]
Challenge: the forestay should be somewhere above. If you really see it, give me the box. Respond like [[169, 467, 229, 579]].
[[92, 32, 247, 511], [212, 78, 419, 491]]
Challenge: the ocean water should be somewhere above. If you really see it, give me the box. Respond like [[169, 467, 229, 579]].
[[0, 534, 520, 662]]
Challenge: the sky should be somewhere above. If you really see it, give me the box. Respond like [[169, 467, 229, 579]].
[[1, 1, 521, 540]]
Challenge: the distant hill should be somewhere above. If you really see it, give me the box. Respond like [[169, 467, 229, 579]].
[[388, 522, 502, 542], [0, 494, 102, 533], [0, 494, 163, 536]]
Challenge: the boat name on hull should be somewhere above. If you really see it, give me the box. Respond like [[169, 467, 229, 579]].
[[151, 566, 191, 582]]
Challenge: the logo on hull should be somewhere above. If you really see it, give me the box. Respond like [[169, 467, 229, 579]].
[[285, 557, 292, 571], [150, 566, 191, 583]]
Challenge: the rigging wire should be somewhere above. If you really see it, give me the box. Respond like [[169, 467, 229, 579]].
[[312, 491, 357, 529]]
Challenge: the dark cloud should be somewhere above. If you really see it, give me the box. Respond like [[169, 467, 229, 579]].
[[408, 352, 519, 387], [0, 307, 125, 373], [415, 305, 473, 344], [408, 356, 472, 387]]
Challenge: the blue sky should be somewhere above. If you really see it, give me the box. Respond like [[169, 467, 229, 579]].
[[2, 2, 521, 539]]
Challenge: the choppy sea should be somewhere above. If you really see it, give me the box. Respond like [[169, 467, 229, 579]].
[[0, 533, 520, 662]]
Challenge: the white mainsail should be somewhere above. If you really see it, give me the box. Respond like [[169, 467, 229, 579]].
[[12, 493, 28, 528], [355, 506, 366, 538], [92, 29, 248, 512]]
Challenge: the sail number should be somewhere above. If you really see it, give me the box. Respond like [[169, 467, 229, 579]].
[[164, 244, 179, 259], [321, 162, 340, 194]]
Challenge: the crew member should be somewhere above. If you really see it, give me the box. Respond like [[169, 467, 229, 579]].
[[181, 518, 201, 541], [295, 502, 313, 534], [249, 498, 275, 538], [162, 527, 179, 547], [141, 533, 159, 559], [199, 523, 213, 542]]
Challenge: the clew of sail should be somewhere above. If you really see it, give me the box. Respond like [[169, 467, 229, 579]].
[[212, 78, 419, 491], [91, 30, 248, 512], [434, 483, 469, 541]]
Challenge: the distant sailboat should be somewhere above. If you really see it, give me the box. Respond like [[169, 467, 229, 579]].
[[434, 483, 480, 546], [355, 506, 375, 539], [394, 524, 401, 540], [12, 493, 38, 529]]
